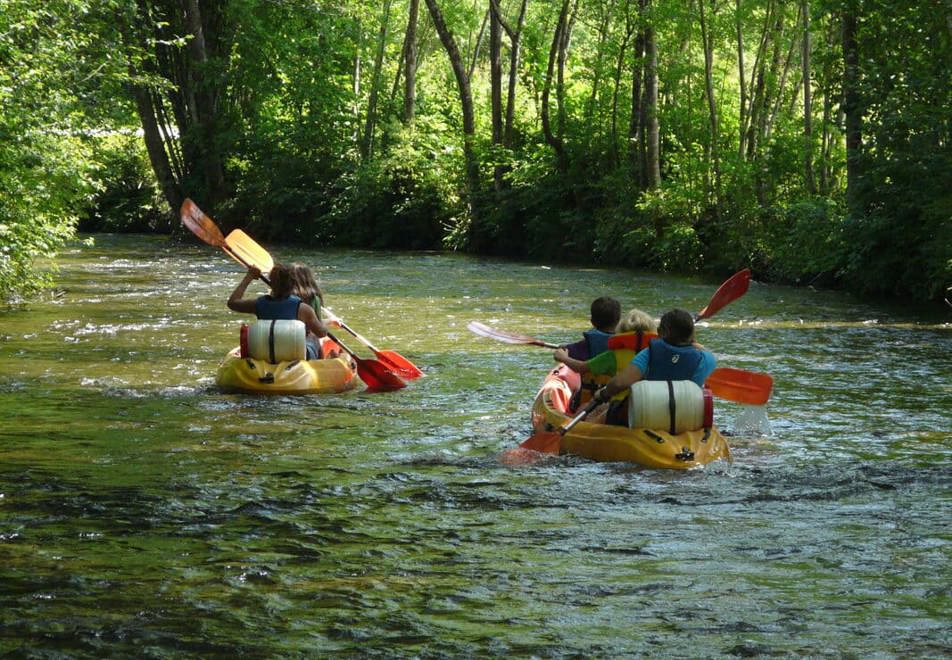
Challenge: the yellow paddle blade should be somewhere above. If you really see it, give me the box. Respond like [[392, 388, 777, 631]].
[[225, 229, 274, 273]]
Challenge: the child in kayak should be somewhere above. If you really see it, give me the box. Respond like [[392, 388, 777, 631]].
[[592, 308, 716, 413], [558, 296, 621, 360], [289, 263, 342, 358], [227, 263, 328, 360], [555, 308, 658, 422]]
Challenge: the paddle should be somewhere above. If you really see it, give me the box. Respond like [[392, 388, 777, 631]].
[[500, 399, 601, 465], [705, 367, 773, 405], [180, 199, 406, 392], [695, 268, 751, 321], [327, 331, 407, 392], [466, 321, 560, 348], [322, 308, 423, 381]]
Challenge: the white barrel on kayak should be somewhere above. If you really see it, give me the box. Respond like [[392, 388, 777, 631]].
[[247, 320, 306, 363], [628, 380, 705, 433]]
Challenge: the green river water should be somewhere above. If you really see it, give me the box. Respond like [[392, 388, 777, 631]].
[[1, 234, 950, 657]]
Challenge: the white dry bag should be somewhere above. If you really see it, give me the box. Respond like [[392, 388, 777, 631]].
[[628, 380, 707, 434], [246, 319, 306, 363]]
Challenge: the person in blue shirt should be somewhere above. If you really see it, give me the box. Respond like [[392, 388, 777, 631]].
[[558, 296, 621, 361], [227, 263, 328, 359], [593, 308, 716, 406]]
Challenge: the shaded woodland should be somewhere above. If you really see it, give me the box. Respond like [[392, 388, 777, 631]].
[[1, 0, 950, 301]]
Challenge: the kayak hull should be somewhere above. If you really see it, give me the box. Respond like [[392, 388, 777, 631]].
[[216, 347, 359, 395], [531, 365, 732, 469]]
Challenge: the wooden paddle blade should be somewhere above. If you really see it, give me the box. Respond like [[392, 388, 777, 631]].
[[375, 350, 424, 380], [225, 229, 274, 273], [180, 198, 225, 246], [356, 358, 407, 392], [466, 321, 559, 348], [696, 269, 751, 320], [705, 367, 773, 405]]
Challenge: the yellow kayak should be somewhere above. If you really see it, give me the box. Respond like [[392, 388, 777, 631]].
[[530, 365, 732, 469], [216, 341, 359, 395]]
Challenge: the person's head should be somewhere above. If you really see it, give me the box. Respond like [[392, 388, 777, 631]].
[[590, 296, 621, 332], [290, 263, 323, 301], [268, 263, 294, 299], [617, 308, 658, 334], [658, 308, 695, 346]]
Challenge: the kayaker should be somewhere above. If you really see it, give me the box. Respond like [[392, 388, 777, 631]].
[[227, 263, 328, 360], [289, 263, 325, 321], [289, 263, 342, 358], [558, 296, 621, 360], [592, 308, 716, 418], [554, 308, 658, 422]]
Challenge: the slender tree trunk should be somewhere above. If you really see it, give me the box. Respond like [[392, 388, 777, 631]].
[[842, 1, 862, 216], [697, 0, 721, 200], [424, 0, 480, 201], [489, 0, 504, 189], [361, 0, 393, 160], [610, 10, 635, 166], [643, 0, 660, 189], [802, 0, 816, 193], [542, 0, 571, 171], [736, 0, 748, 159], [183, 0, 225, 201], [501, 0, 528, 146], [628, 25, 646, 186], [468, 7, 490, 80], [586, 0, 616, 121], [132, 83, 182, 213], [403, 0, 420, 123]]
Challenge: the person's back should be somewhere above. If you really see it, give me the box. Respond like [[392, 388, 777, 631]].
[[227, 262, 328, 360], [561, 296, 621, 361]]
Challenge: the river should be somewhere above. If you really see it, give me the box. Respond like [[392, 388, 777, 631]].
[[1, 234, 949, 656]]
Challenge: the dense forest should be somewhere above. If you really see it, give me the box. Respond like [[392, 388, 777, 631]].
[[1, 0, 949, 302]]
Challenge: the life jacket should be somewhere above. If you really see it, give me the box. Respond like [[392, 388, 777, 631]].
[[575, 331, 657, 408], [582, 328, 613, 359], [645, 338, 704, 384], [255, 294, 302, 321]]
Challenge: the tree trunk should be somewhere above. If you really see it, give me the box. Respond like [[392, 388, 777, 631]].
[[500, 0, 528, 146], [468, 7, 490, 80], [361, 0, 393, 160], [403, 0, 420, 123], [802, 0, 816, 194], [735, 0, 747, 159], [610, 9, 635, 166], [132, 83, 182, 214], [697, 0, 721, 200], [586, 0, 616, 121], [628, 24, 646, 186], [542, 0, 571, 171], [424, 0, 480, 200], [842, 1, 862, 216], [643, 0, 660, 190], [489, 0, 504, 189]]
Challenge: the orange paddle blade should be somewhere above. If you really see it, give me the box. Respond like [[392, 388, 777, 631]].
[[705, 367, 773, 405], [375, 350, 424, 380], [500, 432, 561, 466], [696, 269, 751, 320], [180, 198, 225, 246]]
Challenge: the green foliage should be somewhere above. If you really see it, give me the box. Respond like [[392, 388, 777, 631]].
[[317, 119, 463, 249], [79, 134, 168, 233]]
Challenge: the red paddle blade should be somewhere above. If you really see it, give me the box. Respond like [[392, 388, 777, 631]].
[[500, 431, 561, 466], [375, 350, 424, 380], [696, 269, 751, 320], [356, 358, 407, 392], [180, 199, 225, 247], [705, 367, 773, 405]]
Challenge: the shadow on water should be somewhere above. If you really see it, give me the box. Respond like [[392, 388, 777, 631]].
[[0, 234, 949, 656]]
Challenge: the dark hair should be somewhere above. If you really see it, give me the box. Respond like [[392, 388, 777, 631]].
[[290, 263, 324, 307], [269, 263, 294, 299], [658, 308, 695, 346], [590, 296, 621, 331]]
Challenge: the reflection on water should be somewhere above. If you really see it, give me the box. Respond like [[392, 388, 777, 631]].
[[1, 234, 950, 655]]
